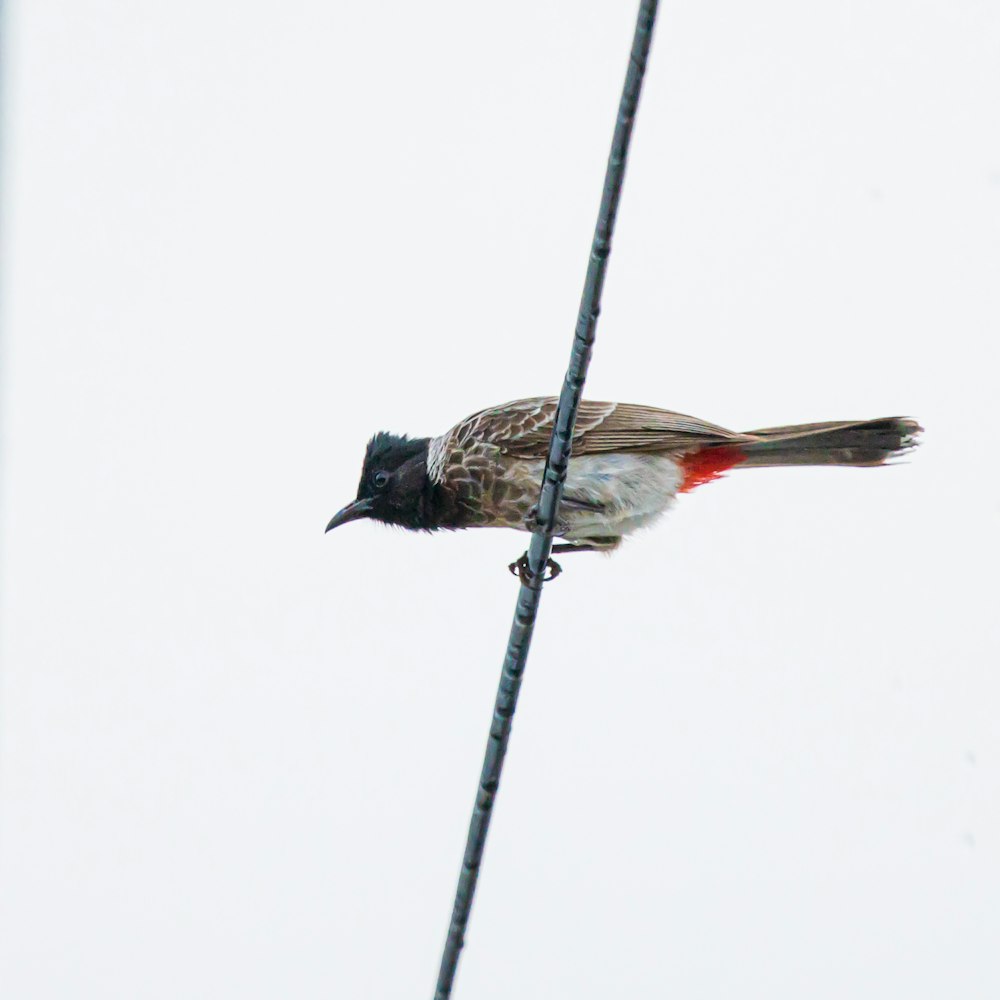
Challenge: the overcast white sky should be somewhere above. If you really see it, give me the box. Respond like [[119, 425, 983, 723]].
[[1, 1, 998, 997]]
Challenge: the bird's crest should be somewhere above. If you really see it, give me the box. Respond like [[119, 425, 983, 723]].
[[363, 432, 428, 474]]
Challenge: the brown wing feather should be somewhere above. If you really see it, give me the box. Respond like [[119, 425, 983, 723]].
[[577, 402, 754, 454], [442, 397, 755, 459]]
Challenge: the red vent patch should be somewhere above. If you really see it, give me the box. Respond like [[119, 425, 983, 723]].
[[679, 446, 745, 493]]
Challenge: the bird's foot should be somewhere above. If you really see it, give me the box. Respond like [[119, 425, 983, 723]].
[[507, 553, 562, 584]]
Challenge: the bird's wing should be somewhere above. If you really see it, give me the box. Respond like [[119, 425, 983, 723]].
[[438, 397, 754, 461]]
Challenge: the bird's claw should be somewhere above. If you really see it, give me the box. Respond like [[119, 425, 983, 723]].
[[507, 553, 563, 584]]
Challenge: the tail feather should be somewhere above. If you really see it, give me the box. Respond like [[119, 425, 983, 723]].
[[733, 417, 921, 469]]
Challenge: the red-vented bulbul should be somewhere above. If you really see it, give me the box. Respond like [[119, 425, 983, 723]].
[[325, 397, 920, 576]]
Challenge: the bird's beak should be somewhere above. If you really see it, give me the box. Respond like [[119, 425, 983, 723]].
[[325, 498, 374, 533]]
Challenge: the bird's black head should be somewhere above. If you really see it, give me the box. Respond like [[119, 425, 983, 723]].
[[326, 432, 434, 533]]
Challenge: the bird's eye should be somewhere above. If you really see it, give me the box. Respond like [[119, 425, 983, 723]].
[[373, 471, 390, 489]]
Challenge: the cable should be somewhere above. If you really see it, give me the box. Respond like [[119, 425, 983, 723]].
[[433, 3, 661, 996]]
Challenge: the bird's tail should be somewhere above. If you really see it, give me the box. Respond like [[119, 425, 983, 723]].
[[735, 417, 922, 469]]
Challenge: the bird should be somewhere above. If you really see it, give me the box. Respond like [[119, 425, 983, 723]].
[[325, 397, 920, 580]]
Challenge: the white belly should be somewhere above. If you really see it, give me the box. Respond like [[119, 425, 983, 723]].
[[510, 453, 683, 540]]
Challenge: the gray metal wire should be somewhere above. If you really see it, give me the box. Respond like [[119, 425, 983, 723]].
[[433, 2, 661, 996]]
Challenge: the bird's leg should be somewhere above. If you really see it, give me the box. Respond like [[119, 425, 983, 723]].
[[551, 542, 600, 555], [554, 535, 622, 555], [507, 504, 565, 583], [507, 537, 621, 583], [524, 496, 605, 533], [523, 504, 547, 534]]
